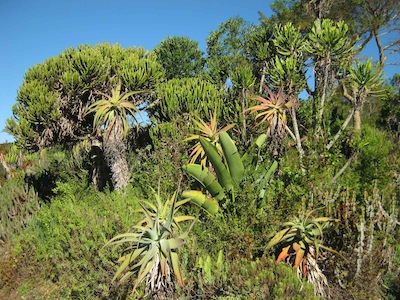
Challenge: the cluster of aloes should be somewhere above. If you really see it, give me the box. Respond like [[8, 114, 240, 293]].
[[104, 190, 195, 297]]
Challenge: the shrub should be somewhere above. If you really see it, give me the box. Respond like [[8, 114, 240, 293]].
[[8, 178, 141, 299]]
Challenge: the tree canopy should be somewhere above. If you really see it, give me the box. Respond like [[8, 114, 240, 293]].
[[153, 36, 205, 80], [6, 43, 164, 150]]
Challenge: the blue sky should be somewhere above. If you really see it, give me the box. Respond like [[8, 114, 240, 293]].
[[0, 0, 398, 144]]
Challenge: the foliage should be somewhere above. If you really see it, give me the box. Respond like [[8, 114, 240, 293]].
[[305, 19, 355, 62], [269, 22, 306, 92], [0, 177, 41, 243], [185, 112, 235, 167], [206, 17, 252, 85], [104, 190, 195, 297], [2, 176, 141, 299], [6, 43, 164, 150], [182, 131, 244, 214], [154, 36, 205, 80], [155, 77, 226, 122]]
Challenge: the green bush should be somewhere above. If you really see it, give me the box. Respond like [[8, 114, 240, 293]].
[[0, 177, 41, 242], [10, 177, 141, 299]]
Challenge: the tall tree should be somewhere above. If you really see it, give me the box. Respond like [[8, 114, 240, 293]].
[[267, 0, 400, 66], [153, 36, 205, 80], [7, 43, 164, 189], [269, 22, 307, 166], [305, 19, 355, 137], [206, 17, 252, 85]]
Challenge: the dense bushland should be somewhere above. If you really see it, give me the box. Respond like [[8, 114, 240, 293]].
[[1, 0, 399, 299]]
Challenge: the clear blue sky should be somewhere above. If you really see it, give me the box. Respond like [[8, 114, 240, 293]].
[[0, 1, 398, 144]]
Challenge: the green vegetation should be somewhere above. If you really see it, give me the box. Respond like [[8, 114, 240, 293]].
[[1, 1, 399, 299]]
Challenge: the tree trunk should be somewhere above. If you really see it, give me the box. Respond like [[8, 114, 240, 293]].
[[353, 108, 362, 131], [331, 150, 358, 184], [90, 138, 110, 191], [259, 65, 266, 93], [290, 106, 305, 173], [241, 89, 247, 142], [316, 54, 331, 137], [104, 127, 130, 190], [326, 107, 355, 150]]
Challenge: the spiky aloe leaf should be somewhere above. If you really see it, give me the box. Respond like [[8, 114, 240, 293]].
[[219, 131, 244, 183], [182, 164, 225, 200], [276, 245, 291, 263], [294, 242, 306, 267], [255, 133, 267, 148], [181, 190, 219, 215], [312, 217, 339, 223], [199, 137, 233, 191], [266, 228, 291, 249], [132, 259, 155, 291], [171, 251, 184, 286], [113, 248, 145, 281]]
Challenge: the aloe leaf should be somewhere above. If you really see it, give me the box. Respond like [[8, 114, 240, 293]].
[[266, 228, 291, 249], [167, 237, 185, 249], [104, 232, 141, 247], [164, 190, 177, 230], [171, 251, 184, 286], [174, 215, 195, 224], [294, 247, 305, 267], [181, 190, 219, 215], [183, 164, 225, 200], [263, 160, 278, 183], [160, 239, 172, 262], [199, 137, 233, 191], [119, 270, 134, 284], [113, 248, 144, 281], [132, 260, 154, 292], [219, 131, 244, 183]]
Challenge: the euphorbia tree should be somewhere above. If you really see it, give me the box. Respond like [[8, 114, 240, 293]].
[[305, 19, 355, 137], [7, 44, 163, 151], [327, 59, 383, 150], [269, 22, 307, 165]]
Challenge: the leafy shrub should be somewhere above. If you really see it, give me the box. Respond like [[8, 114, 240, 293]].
[[0, 177, 41, 242], [9, 177, 141, 299]]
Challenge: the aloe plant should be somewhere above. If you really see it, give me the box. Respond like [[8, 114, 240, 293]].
[[182, 131, 244, 215], [104, 191, 195, 297], [266, 210, 340, 297], [185, 112, 234, 167]]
